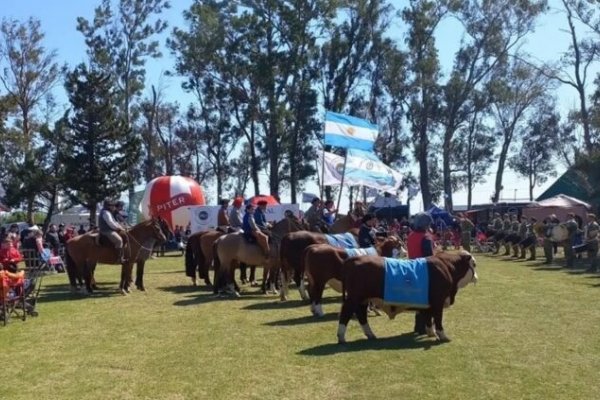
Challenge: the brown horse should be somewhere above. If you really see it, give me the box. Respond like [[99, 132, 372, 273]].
[[213, 217, 306, 297], [65, 218, 167, 294], [185, 230, 226, 286], [279, 228, 359, 301], [330, 214, 357, 234], [304, 236, 407, 317]]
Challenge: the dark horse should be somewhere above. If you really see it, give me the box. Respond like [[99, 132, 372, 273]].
[[185, 229, 258, 288], [65, 218, 168, 294]]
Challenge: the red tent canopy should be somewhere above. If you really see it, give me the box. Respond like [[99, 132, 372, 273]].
[[248, 195, 279, 206]]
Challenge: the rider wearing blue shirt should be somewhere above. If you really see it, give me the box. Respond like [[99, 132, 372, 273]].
[[254, 200, 270, 229], [242, 204, 270, 257]]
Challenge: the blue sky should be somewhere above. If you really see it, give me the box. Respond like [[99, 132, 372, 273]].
[[1, 0, 592, 211]]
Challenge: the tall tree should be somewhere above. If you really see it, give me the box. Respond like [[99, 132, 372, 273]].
[[0, 18, 61, 220], [60, 64, 140, 223], [439, 0, 547, 210], [452, 100, 497, 208], [402, 0, 447, 209], [489, 59, 550, 203], [77, 0, 170, 215], [508, 105, 559, 200]]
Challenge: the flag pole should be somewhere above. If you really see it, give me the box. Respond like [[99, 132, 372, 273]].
[[320, 111, 327, 200], [335, 149, 348, 217]]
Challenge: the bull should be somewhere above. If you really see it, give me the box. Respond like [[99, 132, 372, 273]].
[[337, 251, 478, 344]]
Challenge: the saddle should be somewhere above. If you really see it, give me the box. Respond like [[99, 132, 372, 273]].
[[94, 232, 128, 248]]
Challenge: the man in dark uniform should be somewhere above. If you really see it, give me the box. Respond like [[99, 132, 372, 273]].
[[563, 213, 579, 268], [459, 213, 474, 252], [584, 213, 599, 272]]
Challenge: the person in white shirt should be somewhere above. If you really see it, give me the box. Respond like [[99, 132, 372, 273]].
[[98, 199, 127, 263]]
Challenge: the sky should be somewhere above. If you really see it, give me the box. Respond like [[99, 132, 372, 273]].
[[0, 0, 593, 212]]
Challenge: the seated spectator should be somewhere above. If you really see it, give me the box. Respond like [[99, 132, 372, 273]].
[[0, 237, 23, 273], [45, 224, 61, 255]]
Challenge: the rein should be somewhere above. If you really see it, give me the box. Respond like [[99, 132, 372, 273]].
[[123, 223, 159, 262]]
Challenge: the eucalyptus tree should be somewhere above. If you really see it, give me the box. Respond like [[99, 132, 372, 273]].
[[0, 18, 62, 219], [489, 59, 551, 203], [439, 0, 547, 210]]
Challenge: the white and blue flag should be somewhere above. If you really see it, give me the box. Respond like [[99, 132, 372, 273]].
[[321, 149, 402, 193], [324, 111, 378, 151]]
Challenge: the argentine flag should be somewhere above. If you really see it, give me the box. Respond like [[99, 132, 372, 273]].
[[324, 111, 378, 151]]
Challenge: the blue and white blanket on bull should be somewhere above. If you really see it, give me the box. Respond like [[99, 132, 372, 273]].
[[325, 233, 358, 249], [345, 247, 378, 257], [383, 257, 429, 309]]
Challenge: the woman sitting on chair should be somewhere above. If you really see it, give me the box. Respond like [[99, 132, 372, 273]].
[[0, 237, 23, 272]]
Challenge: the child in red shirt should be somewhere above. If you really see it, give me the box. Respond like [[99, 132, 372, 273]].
[[0, 237, 23, 272]]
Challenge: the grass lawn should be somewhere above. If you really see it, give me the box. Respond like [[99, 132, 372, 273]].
[[1, 251, 599, 400]]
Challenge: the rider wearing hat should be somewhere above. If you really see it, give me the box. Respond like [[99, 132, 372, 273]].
[[255, 200, 271, 230], [242, 203, 270, 258], [229, 197, 244, 230], [358, 214, 378, 248], [217, 199, 230, 228], [99, 199, 128, 263], [304, 197, 323, 232]]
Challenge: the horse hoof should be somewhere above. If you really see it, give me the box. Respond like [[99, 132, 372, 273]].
[[120, 289, 128, 296], [367, 334, 377, 340], [137, 286, 146, 292], [337, 338, 346, 345]]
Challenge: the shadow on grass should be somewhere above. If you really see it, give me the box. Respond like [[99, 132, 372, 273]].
[[264, 312, 339, 326], [39, 283, 122, 302], [156, 284, 213, 295], [241, 296, 339, 311], [298, 333, 442, 356]]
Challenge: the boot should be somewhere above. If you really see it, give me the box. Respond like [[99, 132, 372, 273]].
[[117, 248, 128, 264], [519, 247, 526, 259], [503, 244, 510, 256]]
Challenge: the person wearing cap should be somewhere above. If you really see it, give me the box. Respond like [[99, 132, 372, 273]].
[[304, 198, 322, 232], [242, 204, 270, 257], [563, 212, 579, 268], [217, 199, 230, 228], [458, 213, 474, 252], [406, 212, 434, 334], [98, 199, 128, 263], [255, 200, 271, 230], [513, 215, 528, 258], [520, 217, 537, 260], [358, 214, 378, 248], [584, 213, 599, 272], [488, 213, 503, 254], [113, 201, 128, 225], [229, 197, 244, 230]]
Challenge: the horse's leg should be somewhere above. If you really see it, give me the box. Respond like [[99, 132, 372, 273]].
[[249, 265, 257, 286], [279, 267, 289, 301], [357, 302, 376, 340], [424, 309, 437, 339], [82, 261, 93, 295], [239, 263, 248, 284], [337, 299, 356, 344], [135, 260, 146, 291], [309, 280, 326, 317], [261, 266, 268, 294]]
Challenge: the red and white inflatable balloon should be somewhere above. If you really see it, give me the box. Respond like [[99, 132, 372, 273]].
[[141, 176, 205, 229]]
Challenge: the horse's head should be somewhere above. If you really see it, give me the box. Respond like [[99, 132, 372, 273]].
[[151, 218, 170, 244]]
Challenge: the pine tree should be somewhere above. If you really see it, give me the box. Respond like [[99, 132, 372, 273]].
[[60, 64, 140, 223]]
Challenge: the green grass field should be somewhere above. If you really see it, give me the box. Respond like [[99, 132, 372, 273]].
[[1, 252, 599, 400]]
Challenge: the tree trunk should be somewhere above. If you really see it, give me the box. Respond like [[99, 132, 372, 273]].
[[493, 141, 511, 203], [442, 137, 453, 211], [418, 153, 432, 210], [42, 186, 58, 231], [89, 201, 98, 226]]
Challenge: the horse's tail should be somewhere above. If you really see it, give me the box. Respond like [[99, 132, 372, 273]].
[[64, 245, 78, 289], [212, 239, 221, 294], [184, 238, 196, 278]]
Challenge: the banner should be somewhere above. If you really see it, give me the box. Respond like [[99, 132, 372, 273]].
[[321, 150, 402, 193], [324, 111, 378, 151], [189, 206, 220, 233], [189, 204, 300, 233], [302, 192, 319, 203]]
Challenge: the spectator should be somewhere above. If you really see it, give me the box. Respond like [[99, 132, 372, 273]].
[[45, 224, 61, 256], [57, 224, 67, 245], [0, 237, 23, 272], [77, 224, 86, 235], [322, 200, 337, 227]]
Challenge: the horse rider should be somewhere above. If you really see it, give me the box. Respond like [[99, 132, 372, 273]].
[[99, 199, 128, 263], [228, 197, 244, 231], [242, 203, 270, 258], [322, 200, 337, 229], [358, 214, 378, 248], [304, 197, 323, 232], [584, 213, 599, 272], [113, 201, 129, 226], [255, 200, 272, 231], [458, 213, 474, 252], [543, 214, 559, 264], [406, 212, 435, 335], [563, 212, 579, 268], [217, 199, 230, 231]]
